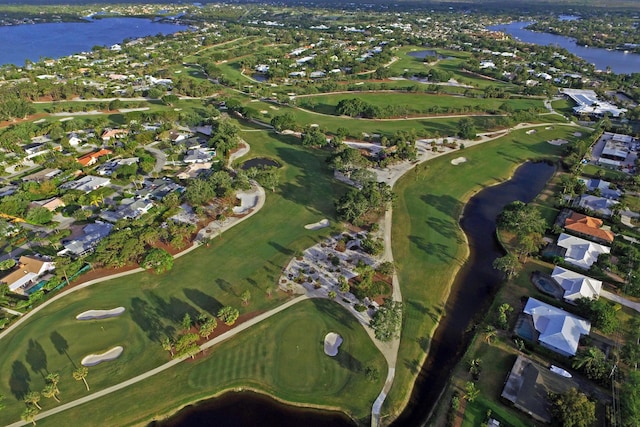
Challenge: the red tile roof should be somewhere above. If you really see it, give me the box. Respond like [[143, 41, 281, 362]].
[[565, 212, 614, 243]]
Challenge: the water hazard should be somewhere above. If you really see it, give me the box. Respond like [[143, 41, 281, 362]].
[[392, 160, 555, 426]]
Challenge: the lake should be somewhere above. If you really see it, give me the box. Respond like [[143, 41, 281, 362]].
[[0, 18, 189, 66], [488, 21, 640, 75]]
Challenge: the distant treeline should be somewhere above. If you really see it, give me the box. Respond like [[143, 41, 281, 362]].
[[4, 0, 640, 12]]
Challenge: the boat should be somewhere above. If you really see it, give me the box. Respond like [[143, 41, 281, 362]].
[[550, 365, 572, 378]]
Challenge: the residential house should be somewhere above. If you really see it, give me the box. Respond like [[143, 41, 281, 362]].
[[577, 194, 618, 218], [100, 198, 154, 222], [29, 197, 65, 212], [23, 143, 46, 157], [77, 148, 113, 167], [556, 233, 611, 269], [22, 168, 62, 183], [96, 157, 139, 176], [0, 255, 55, 294], [60, 175, 111, 193], [523, 297, 591, 357], [184, 148, 216, 164], [564, 212, 615, 244], [58, 222, 113, 257], [551, 266, 603, 303], [501, 355, 577, 423], [579, 178, 621, 200], [101, 129, 128, 142]]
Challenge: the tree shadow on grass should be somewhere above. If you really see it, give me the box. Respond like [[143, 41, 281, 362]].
[[404, 358, 421, 375], [130, 297, 168, 343], [50, 331, 75, 368], [216, 278, 238, 297], [10, 360, 31, 400], [334, 349, 362, 374], [421, 194, 462, 219], [407, 299, 439, 324], [425, 216, 463, 244], [26, 339, 48, 378], [184, 288, 222, 317], [408, 235, 457, 263], [148, 293, 198, 325], [268, 240, 294, 256], [309, 298, 354, 331]]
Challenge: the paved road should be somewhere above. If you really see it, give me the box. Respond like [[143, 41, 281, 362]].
[[144, 142, 168, 173], [602, 289, 640, 313]]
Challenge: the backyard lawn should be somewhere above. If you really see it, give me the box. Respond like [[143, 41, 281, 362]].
[[383, 125, 582, 417], [0, 131, 349, 425], [34, 299, 387, 426]]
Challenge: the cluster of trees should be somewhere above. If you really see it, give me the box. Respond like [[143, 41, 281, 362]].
[[574, 297, 619, 334], [335, 181, 394, 226], [493, 201, 547, 278], [0, 89, 34, 121], [370, 299, 402, 341], [328, 144, 369, 173], [549, 388, 596, 427]]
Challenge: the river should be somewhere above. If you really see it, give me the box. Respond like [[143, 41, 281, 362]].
[[155, 161, 555, 427], [488, 21, 640, 75], [0, 18, 189, 66]]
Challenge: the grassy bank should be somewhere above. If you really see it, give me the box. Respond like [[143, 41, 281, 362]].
[[383, 125, 581, 418]]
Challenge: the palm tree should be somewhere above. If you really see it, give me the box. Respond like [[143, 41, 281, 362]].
[[21, 406, 39, 426], [24, 391, 42, 410], [484, 325, 497, 345], [45, 372, 60, 396], [463, 381, 479, 402], [73, 367, 90, 391], [161, 336, 174, 357], [42, 384, 60, 403], [89, 193, 103, 208]]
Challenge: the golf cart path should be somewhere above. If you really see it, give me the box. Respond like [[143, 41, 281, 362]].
[[5, 294, 311, 427]]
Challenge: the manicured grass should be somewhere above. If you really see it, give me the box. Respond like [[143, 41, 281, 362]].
[[297, 93, 544, 116], [0, 132, 349, 425], [463, 395, 535, 427], [383, 125, 582, 418], [35, 299, 387, 426], [551, 98, 576, 117], [582, 164, 629, 181]]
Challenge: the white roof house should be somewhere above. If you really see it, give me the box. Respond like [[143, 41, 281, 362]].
[[60, 176, 111, 193], [557, 233, 611, 269], [524, 298, 591, 356], [551, 266, 603, 303], [577, 194, 619, 218]]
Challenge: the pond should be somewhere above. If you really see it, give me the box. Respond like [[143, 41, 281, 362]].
[[252, 73, 268, 82], [407, 50, 452, 60], [150, 390, 355, 427], [241, 157, 281, 170]]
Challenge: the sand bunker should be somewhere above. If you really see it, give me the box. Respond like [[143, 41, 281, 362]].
[[573, 132, 583, 137], [526, 129, 537, 135], [324, 333, 343, 357], [81, 346, 124, 367], [232, 191, 259, 214], [547, 139, 569, 146], [76, 307, 125, 320], [451, 157, 467, 165], [304, 219, 330, 230]]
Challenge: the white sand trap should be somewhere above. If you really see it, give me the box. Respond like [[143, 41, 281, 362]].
[[260, 110, 268, 114], [573, 132, 582, 137], [547, 139, 569, 146], [304, 219, 330, 230], [545, 126, 553, 130], [81, 346, 123, 367], [233, 191, 259, 214], [451, 157, 467, 165], [526, 129, 536, 135], [324, 333, 343, 357], [76, 307, 125, 320]]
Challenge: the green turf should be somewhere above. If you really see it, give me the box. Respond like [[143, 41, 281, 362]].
[[382, 124, 582, 417], [296, 93, 544, 116], [27, 299, 386, 426], [550, 98, 576, 117], [0, 131, 350, 425]]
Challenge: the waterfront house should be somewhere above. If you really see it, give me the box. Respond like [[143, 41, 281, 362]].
[[551, 266, 603, 303], [577, 194, 618, 218], [523, 297, 591, 357], [564, 212, 615, 244], [556, 233, 611, 269]]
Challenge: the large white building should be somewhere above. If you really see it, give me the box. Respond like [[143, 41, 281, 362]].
[[556, 233, 611, 269], [560, 88, 627, 118], [551, 266, 603, 303]]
